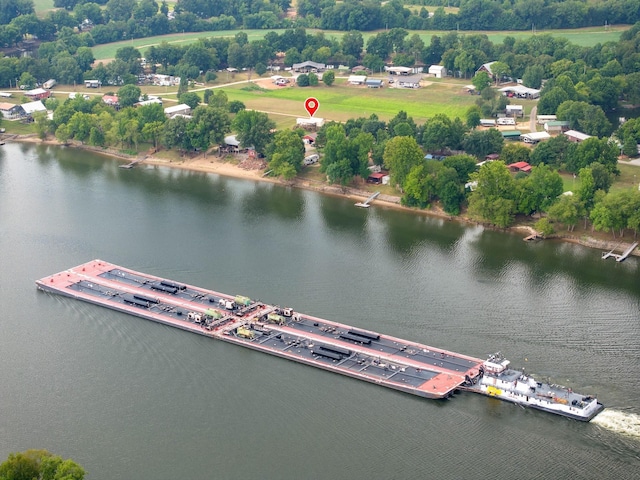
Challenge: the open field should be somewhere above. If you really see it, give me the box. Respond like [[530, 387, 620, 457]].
[[91, 25, 630, 61], [33, 0, 54, 14], [215, 78, 481, 125]]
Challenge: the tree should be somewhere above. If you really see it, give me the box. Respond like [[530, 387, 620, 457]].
[[472, 71, 491, 92], [117, 84, 141, 108], [308, 72, 319, 86], [231, 110, 275, 154], [342, 30, 364, 58], [500, 143, 530, 165], [522, 64, 544, 89], [383, 136, 424, 188], [468, 161, 516, 227], [623, 134, 638, 158], [297, 73, 309, 87], [266, 130, 305, 180], [0, 449, 85, 480], [142, 121, 164, 149], [178, 92, 201, 110], [462, 128, 504, 158], [322, 70, 335, 86], [548, 193, 583, 231], [465, 105, 481, 129], [516, 164, 564, 215]]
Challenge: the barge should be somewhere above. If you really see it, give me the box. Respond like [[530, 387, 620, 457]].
[[36, 260, 604, 421]]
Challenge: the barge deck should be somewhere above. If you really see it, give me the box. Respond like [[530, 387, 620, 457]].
[[36, 260, 484, 400]]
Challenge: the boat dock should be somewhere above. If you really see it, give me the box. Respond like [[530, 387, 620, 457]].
[[37, 260, 484, 400], [355, 191, 380, 208], [119, 157, 145, 169], [602, 242, 638, 262]]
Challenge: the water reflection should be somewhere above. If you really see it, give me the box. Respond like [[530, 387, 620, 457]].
[[376, 208, 465, 258], [241, 183, 304, 222], [319, 195, 368, 236]]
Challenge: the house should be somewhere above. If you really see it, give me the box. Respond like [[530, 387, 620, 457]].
[[291, 61, 326, 73], [164, 104, 191, 118], [428, 65, 447, 78], [348, 75, 367, 85], [84, 80, 101, 88], [544, 121, 570, 133], [564, 130, 591, 143], [24, 88, 50, 101], [505, 105, 524, 117], [476, 62, 496, 77], [508, 161, 532, 173], [522, 131, 551, 144], [222, 134, 241, 154], [396, 74, 422, 88], [0, 102, 23, 119], [102, 95, 119, 106], [21, 100, 47, 118], [365, 79, 384, 88]]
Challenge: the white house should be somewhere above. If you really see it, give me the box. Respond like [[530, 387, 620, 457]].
[[21, 100, 47, 117], [428, 65, 447, 78], [522, 131, 551, 144]]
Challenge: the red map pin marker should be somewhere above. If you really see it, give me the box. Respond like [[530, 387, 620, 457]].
[[305, 97, 319, 117]]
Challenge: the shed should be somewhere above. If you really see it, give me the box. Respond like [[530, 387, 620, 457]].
[[84, 80, 101, 88], [302, 133, 317, 144], [544, 120, 570, 133], [365, 79, 383, 88], [135, 98, 163, 107], [505, 105, 524, 117], [428, 65, 447, 78], [367, 172, 386, 184], [348, 75, 367, 85], [564, 130, 591, 143], [508, 161, 532, 173], [386, 66, 413, 75], [501, 130, 522, 140], [24, 88, 50, 100], [480, 119, 496, 127], [164, 103, 191, 118], [522, 131, 550, 144], [296, 117, 324, 129]]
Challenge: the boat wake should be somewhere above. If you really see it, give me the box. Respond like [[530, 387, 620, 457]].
[[592, 410, 640, 439]]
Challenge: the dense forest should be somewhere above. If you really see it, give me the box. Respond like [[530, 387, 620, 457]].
[[1, 0, 640, 48]]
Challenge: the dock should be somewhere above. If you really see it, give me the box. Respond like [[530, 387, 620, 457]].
[[602, 242, 638, 262], [355, 191, 380, 208], [119, 157, 145, 169]]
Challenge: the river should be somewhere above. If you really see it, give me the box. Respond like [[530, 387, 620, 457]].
[[1, 142, 639, 479]]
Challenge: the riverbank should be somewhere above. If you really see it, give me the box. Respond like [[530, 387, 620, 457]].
[[11, 135, 639, 258]]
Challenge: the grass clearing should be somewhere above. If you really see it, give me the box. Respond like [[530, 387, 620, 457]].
[[91, 26, 630, 61], [220, 80, 478, 124]]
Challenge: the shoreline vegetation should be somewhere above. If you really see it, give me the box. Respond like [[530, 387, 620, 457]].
[[13, 134, 639, 259]]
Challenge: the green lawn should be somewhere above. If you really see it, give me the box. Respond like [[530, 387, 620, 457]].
[[33, 0, 55, 15], [219, 80, 478, 124], [91, 25, 630, 61]]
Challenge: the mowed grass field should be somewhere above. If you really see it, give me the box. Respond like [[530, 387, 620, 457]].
[[91, 25, 629, 61]]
